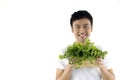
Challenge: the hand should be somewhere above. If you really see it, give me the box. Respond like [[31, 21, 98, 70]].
[[95, 57, 104, 67], [67, 64, 72, 68], [65, 64, 72, 71]]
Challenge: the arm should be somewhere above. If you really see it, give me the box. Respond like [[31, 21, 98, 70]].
[[96, 58, 115, 80], [56, 64, 72, 80]]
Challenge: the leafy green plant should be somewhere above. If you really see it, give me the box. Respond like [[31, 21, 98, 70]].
[[59, 39, 107, 68]]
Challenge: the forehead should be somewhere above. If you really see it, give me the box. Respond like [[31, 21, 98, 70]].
[[73, 18, 91, 26]]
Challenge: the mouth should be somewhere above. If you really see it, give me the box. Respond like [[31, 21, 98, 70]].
[[78, 34, 87, 40]]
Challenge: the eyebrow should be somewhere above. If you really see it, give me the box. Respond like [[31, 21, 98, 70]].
[[83, 23, 89, 26], [75, 23, 89, 26]]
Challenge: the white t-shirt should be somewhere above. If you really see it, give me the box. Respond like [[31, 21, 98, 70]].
[[56, 45, 111, 80]]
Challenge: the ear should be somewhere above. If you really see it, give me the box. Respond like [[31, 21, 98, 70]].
[[71, 27, 74, 33], [91, 26, 93, 32]]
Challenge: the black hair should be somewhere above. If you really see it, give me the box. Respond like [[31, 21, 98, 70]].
[[70, 10, 93, 27]]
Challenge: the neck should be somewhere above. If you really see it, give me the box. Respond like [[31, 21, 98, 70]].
[[76, 41, 85, 46], [76, 38, 90, 46]]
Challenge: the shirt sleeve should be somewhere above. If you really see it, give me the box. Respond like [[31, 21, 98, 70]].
[[56, 48, 69, 70], [56, 59, 68, 69], [95, 44, 112, 69], [103, 55, 112, 69]]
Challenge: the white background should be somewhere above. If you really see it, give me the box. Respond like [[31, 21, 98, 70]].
[[0, 0, 120, 80]]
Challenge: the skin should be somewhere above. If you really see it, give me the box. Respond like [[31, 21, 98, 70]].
[[56, 18, 115, 80]]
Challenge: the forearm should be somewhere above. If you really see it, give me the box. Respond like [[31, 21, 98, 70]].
[[96, 58, 115, 80], [57, 64, 72, 80], [99, 65, 115, 80]]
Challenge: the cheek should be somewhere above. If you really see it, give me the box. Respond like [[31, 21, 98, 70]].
[[87, 29, 92, 33], [87, 31, 91, 36], [72, 28, 77, 33], [73, 32, 78, 37]]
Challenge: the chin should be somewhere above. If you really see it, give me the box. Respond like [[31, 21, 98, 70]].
[[77, 40, 85, 43], [77, 38, 87, 43]]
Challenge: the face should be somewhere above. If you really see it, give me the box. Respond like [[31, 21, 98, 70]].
[[71, 18, 93, 43]]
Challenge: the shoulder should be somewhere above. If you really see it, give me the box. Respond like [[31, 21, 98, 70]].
[[56, 45, 70, 69], [94, 43, 103, 50], [61, 43, 73, 54], [93, 43, 111, 68]]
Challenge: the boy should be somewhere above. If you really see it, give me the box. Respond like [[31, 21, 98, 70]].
[[56, 10, 115, 80]]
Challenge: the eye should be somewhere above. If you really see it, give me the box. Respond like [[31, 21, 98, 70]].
[[75, 25, 80, 28], [77, 26, 80, 28], [84, 26, 87, 28], [84, 25, 89, 29]]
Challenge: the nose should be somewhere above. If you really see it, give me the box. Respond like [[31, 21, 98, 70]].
[[79, 27, 85, 34]]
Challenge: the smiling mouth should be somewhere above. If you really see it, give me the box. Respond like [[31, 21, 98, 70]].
[[78, 34, 87, 39]]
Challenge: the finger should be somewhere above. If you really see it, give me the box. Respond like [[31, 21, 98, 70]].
[[97, 58, 103, 61]]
